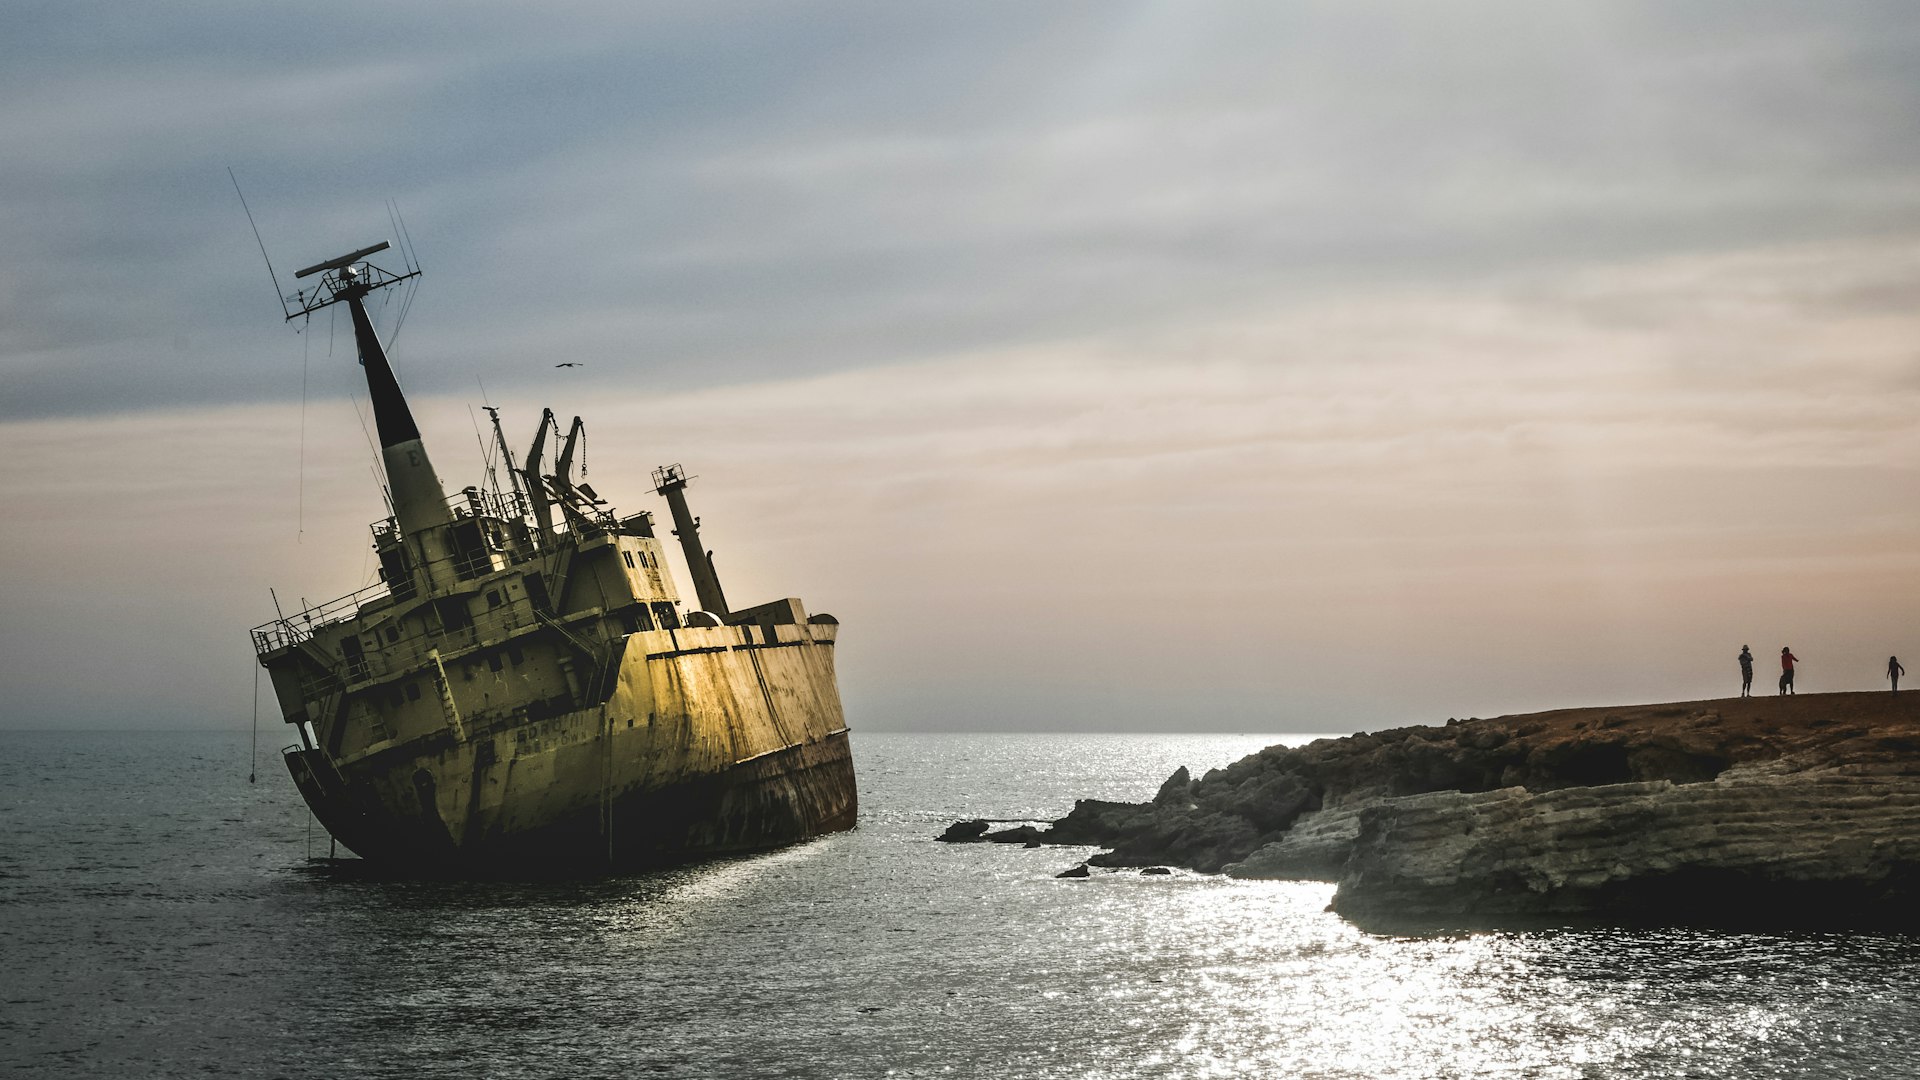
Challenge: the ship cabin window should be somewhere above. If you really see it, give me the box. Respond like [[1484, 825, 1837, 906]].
[[340, 636, 370, 681], [652, 602, 679, 630], [385, 626, 400, 644], [487, 590, 502, 609], [523, 575, 551, 613], [406, 682, 422, 702], [489, 654, 504, 673], [509, 646, 525, 667], [622, 551, 635, 569], [434, 598, 473, 633]]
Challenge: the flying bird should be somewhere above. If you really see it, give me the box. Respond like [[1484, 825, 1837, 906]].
[[555, 362, 584, 368]]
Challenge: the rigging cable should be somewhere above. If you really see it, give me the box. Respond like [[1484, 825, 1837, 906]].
[[346, 388, 383, 474], [249, 663, 259, 785], [468, 404, 496, 501], [347, 388, 394, 525], [603, 709, 614, 865], [298, 324, 309, 541], [390, 269, 419, 346], [228, 167, 289, 319]]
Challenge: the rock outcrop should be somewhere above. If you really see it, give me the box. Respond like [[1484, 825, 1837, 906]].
[[943, 693, 1920, 930], [1324, 768, 1920, 929]]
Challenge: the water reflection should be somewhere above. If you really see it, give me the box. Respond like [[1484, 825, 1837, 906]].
[[7, 731, 1920, 1078]]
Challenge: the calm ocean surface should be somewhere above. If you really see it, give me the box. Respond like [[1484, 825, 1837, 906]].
[[2, 729, 1916, 1078]]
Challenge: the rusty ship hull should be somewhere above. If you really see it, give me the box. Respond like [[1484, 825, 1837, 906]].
[[278, 622, 857, 873], [251, 240, 856, 874]]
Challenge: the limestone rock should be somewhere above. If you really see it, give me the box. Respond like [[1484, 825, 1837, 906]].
[[1330, 768, 1920, 930], [1086, 809, 1262, 874], [1153, 766, 1192, 807], [1022, 692, 1920, 929], [1043, 799, 1163, 845], [1226, 805, 1365, 880]]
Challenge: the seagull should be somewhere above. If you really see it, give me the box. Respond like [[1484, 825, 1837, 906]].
[[555, 362, 584, 368]]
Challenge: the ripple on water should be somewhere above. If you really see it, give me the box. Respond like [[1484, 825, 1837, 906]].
[[1, 730, 1917, 1078]]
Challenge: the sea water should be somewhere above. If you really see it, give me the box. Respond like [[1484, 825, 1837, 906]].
[[1, 729, 1916, 1078]]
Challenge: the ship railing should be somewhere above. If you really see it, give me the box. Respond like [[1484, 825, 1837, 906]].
[[457, 486, 526, 522], [368, 489, 531, 542], [252, 581, 393, 653]]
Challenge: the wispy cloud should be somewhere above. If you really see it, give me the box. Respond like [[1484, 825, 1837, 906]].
[[4, 3, 1919, 729], [6, 237, 1917, 728]]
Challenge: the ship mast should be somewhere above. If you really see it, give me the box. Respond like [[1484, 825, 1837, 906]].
[[287, 243, 455, 590]]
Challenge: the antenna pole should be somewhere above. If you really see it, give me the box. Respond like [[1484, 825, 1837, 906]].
[[228, 167, 292, 319], [485, 405, 530, 519], [393, 201, 422, 274]]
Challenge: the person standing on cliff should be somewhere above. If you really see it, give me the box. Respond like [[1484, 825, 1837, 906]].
[[1891, 656, 1905, 694], [1738, 646, 1754, 697], [1779, 647, 1799, 695]]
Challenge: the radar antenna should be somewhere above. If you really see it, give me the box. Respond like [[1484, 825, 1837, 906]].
[[283, 241, 421, 322]]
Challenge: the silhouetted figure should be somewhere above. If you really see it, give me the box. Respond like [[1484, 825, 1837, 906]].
[[1738, 645, 1754, 697], [1891, 656, 1905, 695], [1779, 647, 1798, 695]]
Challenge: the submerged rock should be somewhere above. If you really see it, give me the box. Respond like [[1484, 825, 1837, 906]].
[[1056, 862, 1090, 878], [981, 825, 1043, 844], [935, 820, 990, 843]]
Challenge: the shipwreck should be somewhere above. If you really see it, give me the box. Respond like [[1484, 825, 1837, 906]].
[[251, 241, 857, 872]]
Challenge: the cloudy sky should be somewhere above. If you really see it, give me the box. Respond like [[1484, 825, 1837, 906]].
[[5, 2, 1919, 732]]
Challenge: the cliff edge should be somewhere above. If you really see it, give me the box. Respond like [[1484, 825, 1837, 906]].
[[949, 693, 1920, 930]]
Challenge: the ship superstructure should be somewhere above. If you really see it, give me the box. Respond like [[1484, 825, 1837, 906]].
[[252, 243, 856, 870]]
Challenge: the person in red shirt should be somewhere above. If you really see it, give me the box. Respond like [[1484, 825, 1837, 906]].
[[1779, 647, 1799, 695]]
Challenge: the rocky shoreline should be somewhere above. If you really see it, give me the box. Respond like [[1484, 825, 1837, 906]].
[[938, 692, 1920, 930]]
